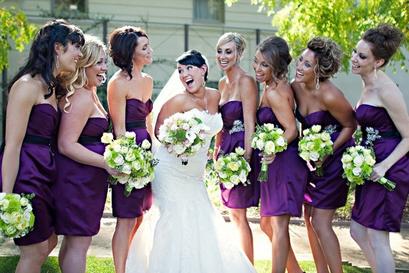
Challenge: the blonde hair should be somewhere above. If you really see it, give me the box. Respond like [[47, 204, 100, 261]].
[[63, 34, 107, 112], [216, 32, 246, 59]]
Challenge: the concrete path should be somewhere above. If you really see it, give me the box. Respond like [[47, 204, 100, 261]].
[[1, 218, 408, 271]]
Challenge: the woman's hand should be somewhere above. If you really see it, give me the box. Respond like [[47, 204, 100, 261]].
[[261, 153, 276, 165], [370, 162, 388, 182]]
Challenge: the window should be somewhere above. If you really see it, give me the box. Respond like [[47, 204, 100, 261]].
[[194, 0, 225, 24], [51, 0, 88, 17]]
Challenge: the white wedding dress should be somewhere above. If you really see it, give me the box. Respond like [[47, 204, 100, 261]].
[[125, 109, 256, 273]]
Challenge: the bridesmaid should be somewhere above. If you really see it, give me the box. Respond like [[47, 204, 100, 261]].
[[107, 26, 154, 273], [214, 32, 259, 263], [0, 20, 83, 273], [54, 35, 116, 273], [292, 37, 356, 273], [252, 36, 308, 273], [350, 24, 409, 273]]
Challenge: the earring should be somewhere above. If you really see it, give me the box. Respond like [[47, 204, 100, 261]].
[[374, 66, 378, 79], [56, 55, 60, 70], [315, 76, 320, 90]]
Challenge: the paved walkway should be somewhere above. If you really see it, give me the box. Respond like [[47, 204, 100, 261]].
[[1, 218, 408, 271]]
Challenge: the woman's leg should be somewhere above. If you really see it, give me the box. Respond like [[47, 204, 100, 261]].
[[230, 208, 254, 263], [271, 215, 291, 273], [112, 217, 137, 273], [310, 207, 343, 273], [260, 216, 304, 273], [367, 228, 395, 273], [58, 235, 92, 273], [304, 205, 329, 273], [16, 236, 55, 273], [350, 220, 376, 269]]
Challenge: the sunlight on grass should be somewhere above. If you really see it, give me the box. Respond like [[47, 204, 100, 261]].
[[0, 257, 372, 273]]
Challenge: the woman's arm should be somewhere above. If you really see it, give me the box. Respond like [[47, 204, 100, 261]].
[[107, 78, 127, 137], [267, 85, 298, 144], [1, 79, 38, 192], [58, 90, 108, 170], [240, 75, 258, 160], [322, 83, 356, 151], [371, 84, 409, 180]]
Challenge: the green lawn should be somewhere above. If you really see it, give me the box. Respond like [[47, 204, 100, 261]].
[[0, 256, 371, 273]]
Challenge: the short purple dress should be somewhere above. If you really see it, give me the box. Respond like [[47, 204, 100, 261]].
[[296, 110, 353, 209], [352, 104, 409, 232], [0, 104, 59, 245], [251, 107, 308, 217], [53, 117, 109, 236], [111, 98, 153, 218], [218, 101, 260, 209]]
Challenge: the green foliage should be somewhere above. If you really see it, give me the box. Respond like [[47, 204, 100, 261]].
[[225, 0, 409, 71], [0, 5, 36, 71]]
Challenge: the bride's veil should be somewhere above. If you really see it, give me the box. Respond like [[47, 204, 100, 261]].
[[151, 69, 185, 151]]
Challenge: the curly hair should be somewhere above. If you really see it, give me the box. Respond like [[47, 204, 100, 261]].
[[109, 26, 148, 79], [257, 36, 292, 82], [363, 24, 403, 67], [307, 37, 342, 81], [176, 49, 209, 81], [216, 32, 247, 59], [8, 19, 84, 99], [62, 34, 107, 112]]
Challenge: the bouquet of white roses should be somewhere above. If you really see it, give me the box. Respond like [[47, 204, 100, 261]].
[[214, 147, 251, 189], [102, 132, 157, 196], [342, 145, 396, 191], [251, 123, 287, 182], [158, 111, 210, 165], [298, 125, 334, 176], [0, 193, 35, 239]]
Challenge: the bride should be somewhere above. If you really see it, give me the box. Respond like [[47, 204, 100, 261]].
[[125, 50, 257, 273]]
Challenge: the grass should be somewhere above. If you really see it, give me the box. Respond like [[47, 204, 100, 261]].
[[0, 256, 372, 273]]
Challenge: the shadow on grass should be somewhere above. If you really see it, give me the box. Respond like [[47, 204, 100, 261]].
[[0, 257, 377, 273]]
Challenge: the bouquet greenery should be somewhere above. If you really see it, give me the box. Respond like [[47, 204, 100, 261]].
[[251, 123, 287, 182], [102, 132, 157, 196], [0, 193, 35, 239], [214, 147, 251, 189]]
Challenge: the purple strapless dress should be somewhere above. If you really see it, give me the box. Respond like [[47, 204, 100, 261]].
[[0, 104, 59, 245], [352, 104, 409, 232], [111, 98, 153, 218], [218, 101, 260, 209], [53, 117, 109, 236], [251, 107, 308, 217], [297, 110, 353, 209]]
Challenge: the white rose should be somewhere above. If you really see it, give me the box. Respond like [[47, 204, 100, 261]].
[[342, 154, 352, 164], [352, 167, 362, 176], [114, 155, 125, 166], [264, 141, 276, 155], [112, 143, 121, 153], [235, 147, 245, 156], [353, 155, 364, 166], [132, 161, 141, 171], [309, 152, 320, 162], [231, 175, 240, 184], [239, 171, 247, 182], [303, 128, 311, 135], [276, 137, 286, 147], [256, 139, 265, 150], [0, 192, 5, 200], [117, 176, 129, 185], [122, 164, 132, 175], [173, 144, 186, 155], [20, 197, 29, 206], [125, 131, 136, 139], [141, 140, 151, 149], [311, 125, 321, 133], [101, 132, 113, 144]]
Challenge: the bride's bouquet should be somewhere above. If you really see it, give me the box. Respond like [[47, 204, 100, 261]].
[[158, 111, 210, 165], [251, 124, 287, 182], [0, 193, 35, 239], [298, 125, 334, 176], [102, 132, 157, 196], [341, 138, 396, 191], [214, 147, 251, 189]]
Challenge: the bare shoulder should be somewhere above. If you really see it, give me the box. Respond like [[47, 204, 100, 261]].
[[378, 81, 404, 106], [141, 72, 153, 82], [239, 74, 256, 85], [206, 87, 221, 100], [9, 74, 44, 104], [321, 81, 346, 104]]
